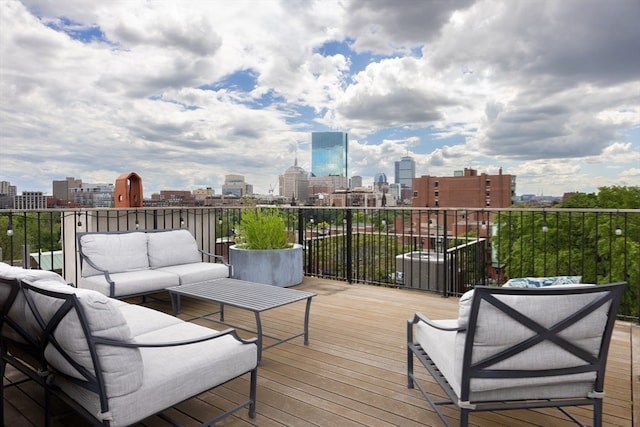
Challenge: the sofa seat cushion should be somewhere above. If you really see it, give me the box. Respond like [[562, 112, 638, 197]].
[[154, 262, 229, 285], [24, 279, 143, 398], [147, 229, 202, 268], [80, 232, 149, 277], [80, 270, 180, 297], [53, 321, 257, 426]]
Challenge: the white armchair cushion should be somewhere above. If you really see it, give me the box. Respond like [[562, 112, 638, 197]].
[[453, 288, 606, 398], [24, 279, 143, 398], [147, 230, 202, 268], [80, 232, 149, 277]]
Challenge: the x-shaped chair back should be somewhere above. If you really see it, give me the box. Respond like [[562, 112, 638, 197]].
[[460, 283, 625, 401]]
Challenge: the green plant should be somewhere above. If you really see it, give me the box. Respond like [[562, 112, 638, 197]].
[[234, 208, 292, 250]]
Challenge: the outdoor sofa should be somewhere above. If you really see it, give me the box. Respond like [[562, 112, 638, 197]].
[[77, 229, 230, 298], [0, 262, 258, 426]]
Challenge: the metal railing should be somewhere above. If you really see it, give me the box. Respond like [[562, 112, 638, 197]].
[[1, 206, 638, 322]]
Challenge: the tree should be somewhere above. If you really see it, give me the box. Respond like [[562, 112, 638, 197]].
[[496, 186, 639, 317]]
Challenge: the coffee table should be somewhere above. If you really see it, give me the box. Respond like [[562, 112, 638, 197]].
[[167, 278, 316, 363]]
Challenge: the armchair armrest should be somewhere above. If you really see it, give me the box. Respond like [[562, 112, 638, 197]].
[[411, 312, 465, 331], [93, 327, 257, 349], [407, 312, 464, 343]]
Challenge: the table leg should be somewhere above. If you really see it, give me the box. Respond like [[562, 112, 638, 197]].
[[220, 303, 225, 322], [254, 311, 263, 364], [304, 297, 312, 345], [170, 293, 181, 315]]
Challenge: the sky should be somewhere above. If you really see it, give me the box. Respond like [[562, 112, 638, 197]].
[[1, 0, 639, 198]]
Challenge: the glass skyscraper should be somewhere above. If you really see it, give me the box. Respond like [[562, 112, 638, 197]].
[[311, 132, 348, 177], [394, 156, 416, 188]]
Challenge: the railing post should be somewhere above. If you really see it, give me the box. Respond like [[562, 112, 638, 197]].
[[346, 209, 353, 284], [297, 209, 304, 246], [443, 212, 449, 297]]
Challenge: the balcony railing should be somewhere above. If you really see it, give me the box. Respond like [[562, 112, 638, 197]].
[[1, 206, 638, 322]]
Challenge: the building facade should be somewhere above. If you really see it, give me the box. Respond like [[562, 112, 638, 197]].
[[193, 187, 215, 201], [394, 156, 415, 187], [311, 131, 348, 177], [0, 181, 17, 208], [52, 177, 82, 201], [395, 156, 416, 204], [221, 174, 253, 197], [279, 159, 309, 203], [14, 191, 47, 210], [412, 168, 515, 208], [70, 183, 114, 208]]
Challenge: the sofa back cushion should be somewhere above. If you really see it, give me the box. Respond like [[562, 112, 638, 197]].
[[1, 264, 69, 345], [79, 232, 149, 277], [147, 229, 202, 268], [23, 279, 143, 397]]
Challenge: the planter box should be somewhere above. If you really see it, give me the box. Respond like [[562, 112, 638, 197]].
[[229, 243, 303, 287]]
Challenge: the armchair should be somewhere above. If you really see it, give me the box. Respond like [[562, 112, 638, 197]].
[[407, 283, 626, 427]]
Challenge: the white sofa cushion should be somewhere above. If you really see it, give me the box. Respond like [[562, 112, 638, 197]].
[[80, 269, 180, 297], [147, 229, 202, 268], [80, 232, 149, 277], [23, 279, 143, 398], [1, 264, 69, 345], [53, 321, 257, 426], [154, 262, 229, 284]]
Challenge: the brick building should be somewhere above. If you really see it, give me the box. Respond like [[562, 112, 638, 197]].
[[412, 168, 515, 208]]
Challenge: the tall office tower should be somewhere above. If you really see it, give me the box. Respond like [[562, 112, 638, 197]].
[[311, 132, 348, 177], [395, 156, 416, 204], [395, 156, 416, 188], [350, 175, 363, 188]]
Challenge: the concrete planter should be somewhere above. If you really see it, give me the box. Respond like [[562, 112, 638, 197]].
[[229, 243, 303, 287]]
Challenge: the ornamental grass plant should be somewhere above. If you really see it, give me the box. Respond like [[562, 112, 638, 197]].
[[234, 208, 292, 250]]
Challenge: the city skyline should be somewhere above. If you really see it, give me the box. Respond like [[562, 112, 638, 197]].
[[1, 1, 639, 197]]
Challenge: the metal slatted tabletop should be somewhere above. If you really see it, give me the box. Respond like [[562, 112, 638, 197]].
[[167, 278, 316, 363]]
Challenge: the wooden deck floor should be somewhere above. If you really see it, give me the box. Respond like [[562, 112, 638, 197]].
[[3, 278, 638, 427]]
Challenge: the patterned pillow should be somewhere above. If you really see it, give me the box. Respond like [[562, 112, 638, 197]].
[[502, 276, 582, 288]]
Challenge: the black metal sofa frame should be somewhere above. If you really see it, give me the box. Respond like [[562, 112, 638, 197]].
[[2, 273, 258, 427]]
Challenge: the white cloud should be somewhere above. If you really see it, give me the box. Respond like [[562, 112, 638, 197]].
[[1, 0, 638, 197]]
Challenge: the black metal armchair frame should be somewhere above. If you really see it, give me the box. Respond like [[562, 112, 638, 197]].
[[407, 283, 626, 427], [17, 278, 258, 427], [1, 277, 53, 426]]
